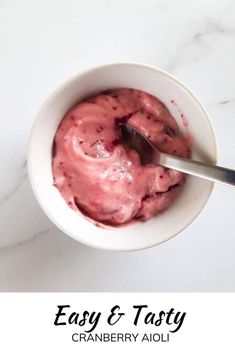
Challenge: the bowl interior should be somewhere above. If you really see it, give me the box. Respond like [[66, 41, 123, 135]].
[[28, 63, 217, 251]]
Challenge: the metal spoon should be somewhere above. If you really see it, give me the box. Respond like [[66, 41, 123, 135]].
[[121, 123, 235, 187]]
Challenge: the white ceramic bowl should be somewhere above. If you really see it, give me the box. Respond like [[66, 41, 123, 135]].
[[28, 63, 217, 251]]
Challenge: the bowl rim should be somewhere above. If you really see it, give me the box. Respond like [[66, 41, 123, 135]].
[[27, 61, 218, 251]]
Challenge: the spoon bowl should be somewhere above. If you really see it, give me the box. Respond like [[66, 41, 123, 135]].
[[121, 123, 235, 187]]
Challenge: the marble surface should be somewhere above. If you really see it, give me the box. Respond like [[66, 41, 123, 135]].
[[1, 0, 235, 291]]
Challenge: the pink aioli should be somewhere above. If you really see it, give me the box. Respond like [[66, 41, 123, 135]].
[[52, 89, 191, 225]]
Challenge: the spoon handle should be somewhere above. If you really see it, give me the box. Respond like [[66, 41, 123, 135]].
[[160, 153, 235, 187]]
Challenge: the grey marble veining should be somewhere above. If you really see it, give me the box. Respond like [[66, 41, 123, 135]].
[[0, 0, 235, 291], [0, 160, 27, 208]]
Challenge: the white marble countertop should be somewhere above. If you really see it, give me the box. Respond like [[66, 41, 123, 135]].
[[1, 0, 235, 291]]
